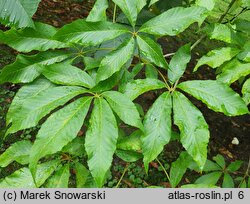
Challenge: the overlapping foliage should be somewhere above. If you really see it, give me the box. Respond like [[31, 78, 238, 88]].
[[0, 0, 249, 188]]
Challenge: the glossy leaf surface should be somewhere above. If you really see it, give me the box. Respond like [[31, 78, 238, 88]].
[[85, 98, 118, 187], [173, 91, 209, 169]]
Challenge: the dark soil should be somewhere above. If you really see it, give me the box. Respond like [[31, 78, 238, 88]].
[[34, 0, 91, 27], [0, 0, 249, 187]]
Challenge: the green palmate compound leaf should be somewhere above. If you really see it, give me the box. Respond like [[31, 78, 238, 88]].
[[237, 51, 250, 62], [0, 51, 70, 84], [7, 78, 54, 113], [0, 140, 32, 167], [189, 159, 221, 172], [238, 42, 250, 62], [173, 91, 209, 169], [103, 91, 143, 130], [6, 81, 87, 135], [242, 0, 250, 7], [217, 58, 250, 84], [0, 0, 41, 28], [170, 151, 193, 187], [0, 22, 67, 52], [178, 80, 249, 116], [142, 92, 172, 171], [41, 62, 95, 88], [46, 164, 70, 188], [29, 97, 92, 180], [194, 47, 240, 71], [210, 0, 243, 21], [213, 154, 225, 168], [119, 70, 133, 92], [237, 10, 250, 21], [195, 0, 215, 11], [139, 6, 207, 36], [0, 168, 35, 188], [222, 173, 234, 188], [86, 0, 109, 22], [112, 0, 147, 26], [117, 130, 142, 151], [91, 72, 120, 93], [54, 19, 130, 46], [234, 19, 250, 35], [75, 162, 92, 188], [168, 44, 191, 84], [227, 161, 243, 172], [93, 33, 129, 59], [136, 35, 168, 69], [0, 160, 60, 188], [84, 57, 102, 71], [242, 79, 250, 105], [119, 64, 145, 92], [130, 63, 144, 78], [123, 78, 166, 100], [203, 160, 221, 171], [29, 159, 60, 187], [85, 98, 118, 187], [96, 37, 135, 83], [62, 137, 85, 156], [135, 103, 145, 117], [145, 64, 158, 79], [116, 150, 142, 162], [195, 172, 222, 185], [204, 24, 241, 45]]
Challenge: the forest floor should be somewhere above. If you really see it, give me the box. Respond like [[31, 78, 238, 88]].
[[0, 0, 249, 188]]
